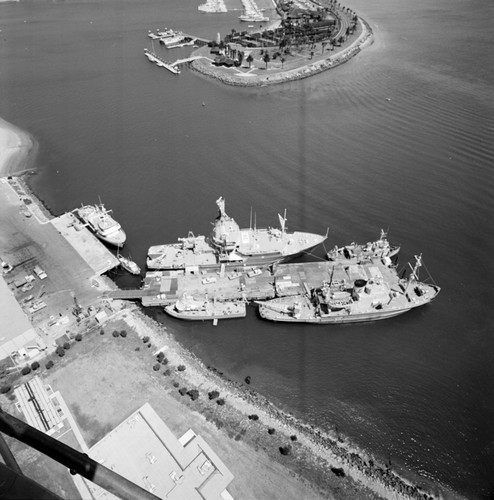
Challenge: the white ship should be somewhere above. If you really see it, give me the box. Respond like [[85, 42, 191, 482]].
[[76, 204, 126, 247]]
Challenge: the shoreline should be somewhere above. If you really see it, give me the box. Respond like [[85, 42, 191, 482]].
[[0, 120, 454, 499], [190, 17, 374, 87], [0, 117, 38, 177]]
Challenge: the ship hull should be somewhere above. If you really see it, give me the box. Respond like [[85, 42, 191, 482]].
[[258, 285, 440, 324], [164, 303, 246, 321], [147, 237, 325, 270]]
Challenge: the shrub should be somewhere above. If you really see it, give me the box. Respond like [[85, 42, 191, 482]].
[[100, 329, 105, 335], [331, 467, 345, 477], [268, 428, 276, 435], [56, 346, 65, 357], [142, 336, 150, 343], [21, 365, 31, 376], [216, 398, 225, 406], [46, 360, 54, 369], [178, 387, 188, 396], [163, 369, 171, 376], [31, 361, 40, 371], [119, 330, 127, 338], [63, 342, 71, 350], [279, 445, 292, 456], [75, 333, 83, 341], [0, 385, 11, 394], [156, 352, 164, 363], [177, 365, 186, 372], [112, 330, 119, 338], [161, 357, 168, 365], [290, 435, 298, 441], [208, 390, 220, 400], [187, 389, 199, 401], [248, 414, 259, 421], [173, 381, 179, 388], [134, 347, 140, 351], [244, 375, 251, 384], [152, 364, 161, 372]]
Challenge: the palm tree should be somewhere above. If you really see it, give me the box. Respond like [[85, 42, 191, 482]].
[[263, 52, 270, 69], [322, 41, 327, 54], [281, 56, 285, 68], [246, 53, 254, 68]]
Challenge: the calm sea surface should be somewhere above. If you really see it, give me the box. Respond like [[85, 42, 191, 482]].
[[1, 0, 493, 497]]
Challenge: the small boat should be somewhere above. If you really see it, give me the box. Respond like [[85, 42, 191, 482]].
[[76, 203, 126, 247], [117, 254, 141, 275], [164, 294, 246, 321], [257, 255, 440, 324], [327, 229, 400, 264]]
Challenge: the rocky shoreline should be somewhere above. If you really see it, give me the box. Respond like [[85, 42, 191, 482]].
[[128, 307, 444, 500], [190, 17, 374, 87]]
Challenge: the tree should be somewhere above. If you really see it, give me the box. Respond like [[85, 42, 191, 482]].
[[263, 52, 270, 69], [246, 53, 254, 68], [322, 41, 327, 54], [281, 56, 286, 68]]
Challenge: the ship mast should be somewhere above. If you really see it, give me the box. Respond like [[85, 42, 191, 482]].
[[404, 254, 422, 295]]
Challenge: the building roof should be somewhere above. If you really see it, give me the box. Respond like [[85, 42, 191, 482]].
[[82, 403, 234, 500]]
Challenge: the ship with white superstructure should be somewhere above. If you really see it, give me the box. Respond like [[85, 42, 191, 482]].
[[75, 203, 126, 247], [147, 197, 326, 270]]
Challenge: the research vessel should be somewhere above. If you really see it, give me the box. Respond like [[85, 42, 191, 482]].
[[75, 204, 126, 247], [147, 197, 327, 270], [164, 294, 246, 321], [257, 255, 440, 324], [327, 230, 400, 264]]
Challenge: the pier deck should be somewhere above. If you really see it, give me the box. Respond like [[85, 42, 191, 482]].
[[114, 258, 401, 309]]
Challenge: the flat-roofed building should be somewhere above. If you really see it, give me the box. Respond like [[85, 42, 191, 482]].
[[81, 403, 234, 500], [13, 375, 64, 435]]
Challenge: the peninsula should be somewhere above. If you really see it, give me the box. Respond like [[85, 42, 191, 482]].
[[189, 0, 373, 86]]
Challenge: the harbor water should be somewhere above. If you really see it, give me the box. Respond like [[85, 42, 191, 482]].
[[1, 0, 493, 497]]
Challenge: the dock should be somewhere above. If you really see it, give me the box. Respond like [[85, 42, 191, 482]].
[[107, 258, 403, 309]]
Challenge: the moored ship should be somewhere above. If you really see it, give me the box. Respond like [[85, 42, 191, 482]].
[[327, 229, 400, 264], [257, 255, 440, 324], [75, 204, 126, 247], [117, 254, 141, 275], [165, 294, 246, 321], [147, 197, 327, 270]]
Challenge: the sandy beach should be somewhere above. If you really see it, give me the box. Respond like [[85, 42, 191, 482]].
[[0, 117, 37, 177]]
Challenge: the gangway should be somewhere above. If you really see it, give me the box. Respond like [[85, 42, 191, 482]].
[[105, 289, 149, 300]]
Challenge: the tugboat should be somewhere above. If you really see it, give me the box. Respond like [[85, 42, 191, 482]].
[[164, 293, 246, 321], [327, 230, 400, 264], [75, 203, 126, 247], [147, 197, 326, 270], [257, 255, 440, 324]]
